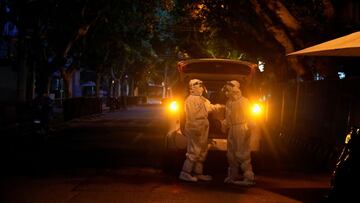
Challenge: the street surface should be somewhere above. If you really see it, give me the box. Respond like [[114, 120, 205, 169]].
[[1, 105, 332, 203]]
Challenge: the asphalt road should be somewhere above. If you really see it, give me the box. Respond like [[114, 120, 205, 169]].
[[0, 105, 332, 203]]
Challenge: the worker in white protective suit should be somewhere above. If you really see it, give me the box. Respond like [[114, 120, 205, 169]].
[[221, 80, 255, 186], [179, 79, 224, 182]]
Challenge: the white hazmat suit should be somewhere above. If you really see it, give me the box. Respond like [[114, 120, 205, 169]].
[[179, 79, 223, 182], [222, 80, 255, 186]]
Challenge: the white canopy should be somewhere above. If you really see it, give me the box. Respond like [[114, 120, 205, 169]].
[[287, 31, 360, 56]]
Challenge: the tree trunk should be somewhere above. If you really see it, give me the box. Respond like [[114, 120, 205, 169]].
[[250, 0, 306, 78], [322, 0, 335, 20], [60, 60, 79, 98], [26, 61, 35, 100], [17, 41, 28, 102], [265, 0, 301, 33], [95, 73, 101, 97], [129, 77, 134, 96], [62, 74, 73, 98], [17, 63, 27, 101], [115, 79, 121, 98], [47, 76, 52, 95]]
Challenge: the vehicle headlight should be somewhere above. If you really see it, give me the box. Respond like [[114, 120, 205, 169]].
[[168, 101, 179, 113], [251, 103, 262, 116]]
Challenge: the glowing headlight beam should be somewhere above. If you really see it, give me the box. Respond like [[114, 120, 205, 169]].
[[252, 103, 262, 114], [169, 101, 179, 112]]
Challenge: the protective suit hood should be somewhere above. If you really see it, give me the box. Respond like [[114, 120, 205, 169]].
[[224, 80, 241, 100], [189, 79, 204, 96]]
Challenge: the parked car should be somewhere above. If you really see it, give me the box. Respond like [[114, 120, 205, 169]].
[[163, 58, 264, 168]]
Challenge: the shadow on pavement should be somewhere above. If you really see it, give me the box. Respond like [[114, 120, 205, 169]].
[[264, 188, 329, 203]]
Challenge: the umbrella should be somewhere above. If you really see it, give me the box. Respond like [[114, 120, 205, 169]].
[[287, 31, 360, 56]]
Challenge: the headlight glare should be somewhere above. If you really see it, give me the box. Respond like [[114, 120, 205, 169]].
[[252, 103, 262, 115], [169, 101, 179, 112]]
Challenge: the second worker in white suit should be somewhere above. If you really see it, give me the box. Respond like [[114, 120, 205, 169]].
[[221, 80, 255, 186], [179, 79, 224, 182]]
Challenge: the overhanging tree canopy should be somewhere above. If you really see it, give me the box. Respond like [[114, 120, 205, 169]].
[[3, 0, 360, 101]]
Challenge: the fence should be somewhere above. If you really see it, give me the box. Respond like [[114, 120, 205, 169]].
[[266, 78, 360, 169]]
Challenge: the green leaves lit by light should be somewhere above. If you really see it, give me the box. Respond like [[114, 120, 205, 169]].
[[206, 49, 216, 58]]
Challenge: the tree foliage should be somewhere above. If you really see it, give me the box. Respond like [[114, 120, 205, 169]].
[[2, 0, 360, 100], [164, 0, 360, 80]]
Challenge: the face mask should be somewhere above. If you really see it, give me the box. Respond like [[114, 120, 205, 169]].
[[222, 84, 233, 98]]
